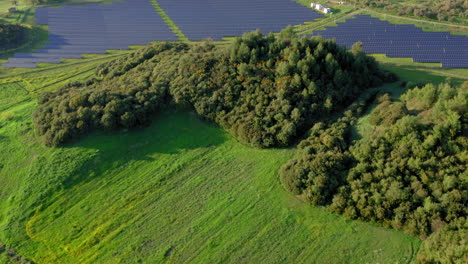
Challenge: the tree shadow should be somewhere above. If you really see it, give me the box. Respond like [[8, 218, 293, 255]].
[[0, 26, 50, 60], [58, 111, 228, 189]]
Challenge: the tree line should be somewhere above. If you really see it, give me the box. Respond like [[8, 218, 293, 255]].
[[350, 0, 468, 22], [33, 28, 395, 147], [281, 81, 467, 263], [0, 23, 29, 50]]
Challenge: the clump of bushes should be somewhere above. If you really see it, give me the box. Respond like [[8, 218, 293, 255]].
[[349, 0, 468, 23], [34, 28, 395, 147], [281, 81, 468, 263], [0, 23, 29, 50]]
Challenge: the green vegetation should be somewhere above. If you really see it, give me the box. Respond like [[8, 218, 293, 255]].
[[33, 30, 396, 147], [349, 0, 468, 25], [0, 1, 467, 263], [0, 56, 421, 263], [417, 219, 467, 263], [281, 80, 467, 262], [149, 0, 188, 41], [0, 23, 29, 50]]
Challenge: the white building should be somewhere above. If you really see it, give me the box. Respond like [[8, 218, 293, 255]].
[[311, 3, 332, 14]]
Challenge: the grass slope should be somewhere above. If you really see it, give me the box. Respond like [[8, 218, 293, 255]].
[[1, 110, 420, 264], [0, 59, 420, 263]]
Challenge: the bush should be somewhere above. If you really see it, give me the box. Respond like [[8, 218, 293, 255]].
[[281, 82, 467, 261], [34, 29, 395, 147], [0, 23, 29, 50]]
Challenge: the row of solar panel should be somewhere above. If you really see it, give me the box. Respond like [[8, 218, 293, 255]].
[[157, 0, 323, 41], [6, 1, 466, 68], [309, 15, 467, 68], [5, 0, 177, 67]]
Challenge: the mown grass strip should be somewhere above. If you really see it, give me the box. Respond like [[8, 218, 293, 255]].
[[149, 0, 188, 41], [295, 9, 363, 35]]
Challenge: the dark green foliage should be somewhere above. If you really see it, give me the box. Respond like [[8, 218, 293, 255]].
[[0, 240, 34, 264], [368, 94, 407, 126], [281, 81, 467, 262], [280, 120, 353, 204], [417, 219, 467, 264], [34, 43, 189, 146], [349, 0, 468, 22], [34, 29, 395, 147], [280, 90, 377, 205], [23, 0, 61, 5], [0, 23, 29, 50]]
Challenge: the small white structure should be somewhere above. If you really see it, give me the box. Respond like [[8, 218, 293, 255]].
[[311, 3, 332, 14]]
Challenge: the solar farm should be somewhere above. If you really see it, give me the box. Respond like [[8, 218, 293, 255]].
[[310, 15, 468, 68], [1, 1, 467, 263], [156, 0, 323, 41], [2, 0, 178, 68], [1, 1, 467, 68]]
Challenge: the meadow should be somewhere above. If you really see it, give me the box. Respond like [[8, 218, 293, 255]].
[[0, 1, 466, 263], [0, 52, 423, 263]]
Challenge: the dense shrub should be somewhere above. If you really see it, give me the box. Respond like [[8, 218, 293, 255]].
[[34, 28, 395, 147], [34, 43, 188, 146], [0, 23, 29, 50], [349, 0, 468, 23], [280, 89, 377, 204], [368, 94, 407, 126], [281, 81, 467, 262], [417, 220, 467, 264]]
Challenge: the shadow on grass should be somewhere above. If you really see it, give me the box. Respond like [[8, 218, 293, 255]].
[[58, 110, 228, 189], [0, 25, 49, 60]]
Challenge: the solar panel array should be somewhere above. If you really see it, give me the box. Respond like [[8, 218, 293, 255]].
[[310, 15, 468, 68], [2, 0, 177, 68], [156, 0, 323, 41]]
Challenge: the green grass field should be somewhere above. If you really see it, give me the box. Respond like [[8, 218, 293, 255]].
[[0, 1, 467, 263], [0, 53, 423, 263]]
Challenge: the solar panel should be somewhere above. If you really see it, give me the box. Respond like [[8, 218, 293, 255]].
[[308, 15, 468, 68], [2, 62, 37, 68], [157, 0, 323, 41], [6, 0, 177, 68], [9, 2, 466, 68], [8, 58, 62, 63]]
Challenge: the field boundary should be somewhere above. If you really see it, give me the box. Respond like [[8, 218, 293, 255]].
[[149, 0, 188, 41], [0, 52, 129, 78], [296, 9, 363, 35], [365, 9, 468, 30]]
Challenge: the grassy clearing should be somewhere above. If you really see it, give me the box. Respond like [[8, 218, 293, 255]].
[[351, 64, 466, 141], [0, 54, 421, 263], [370, 54, 468, 79]]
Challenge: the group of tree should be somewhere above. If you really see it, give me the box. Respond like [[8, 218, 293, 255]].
[[33, 28, 396, 147], [0, 23, 29, 50], [32, 27, 467, 263], [21, 0, 61, 5], [281, 81, 467, 263], [349, 0, 468, 22], [0, 241, 34, 264]]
